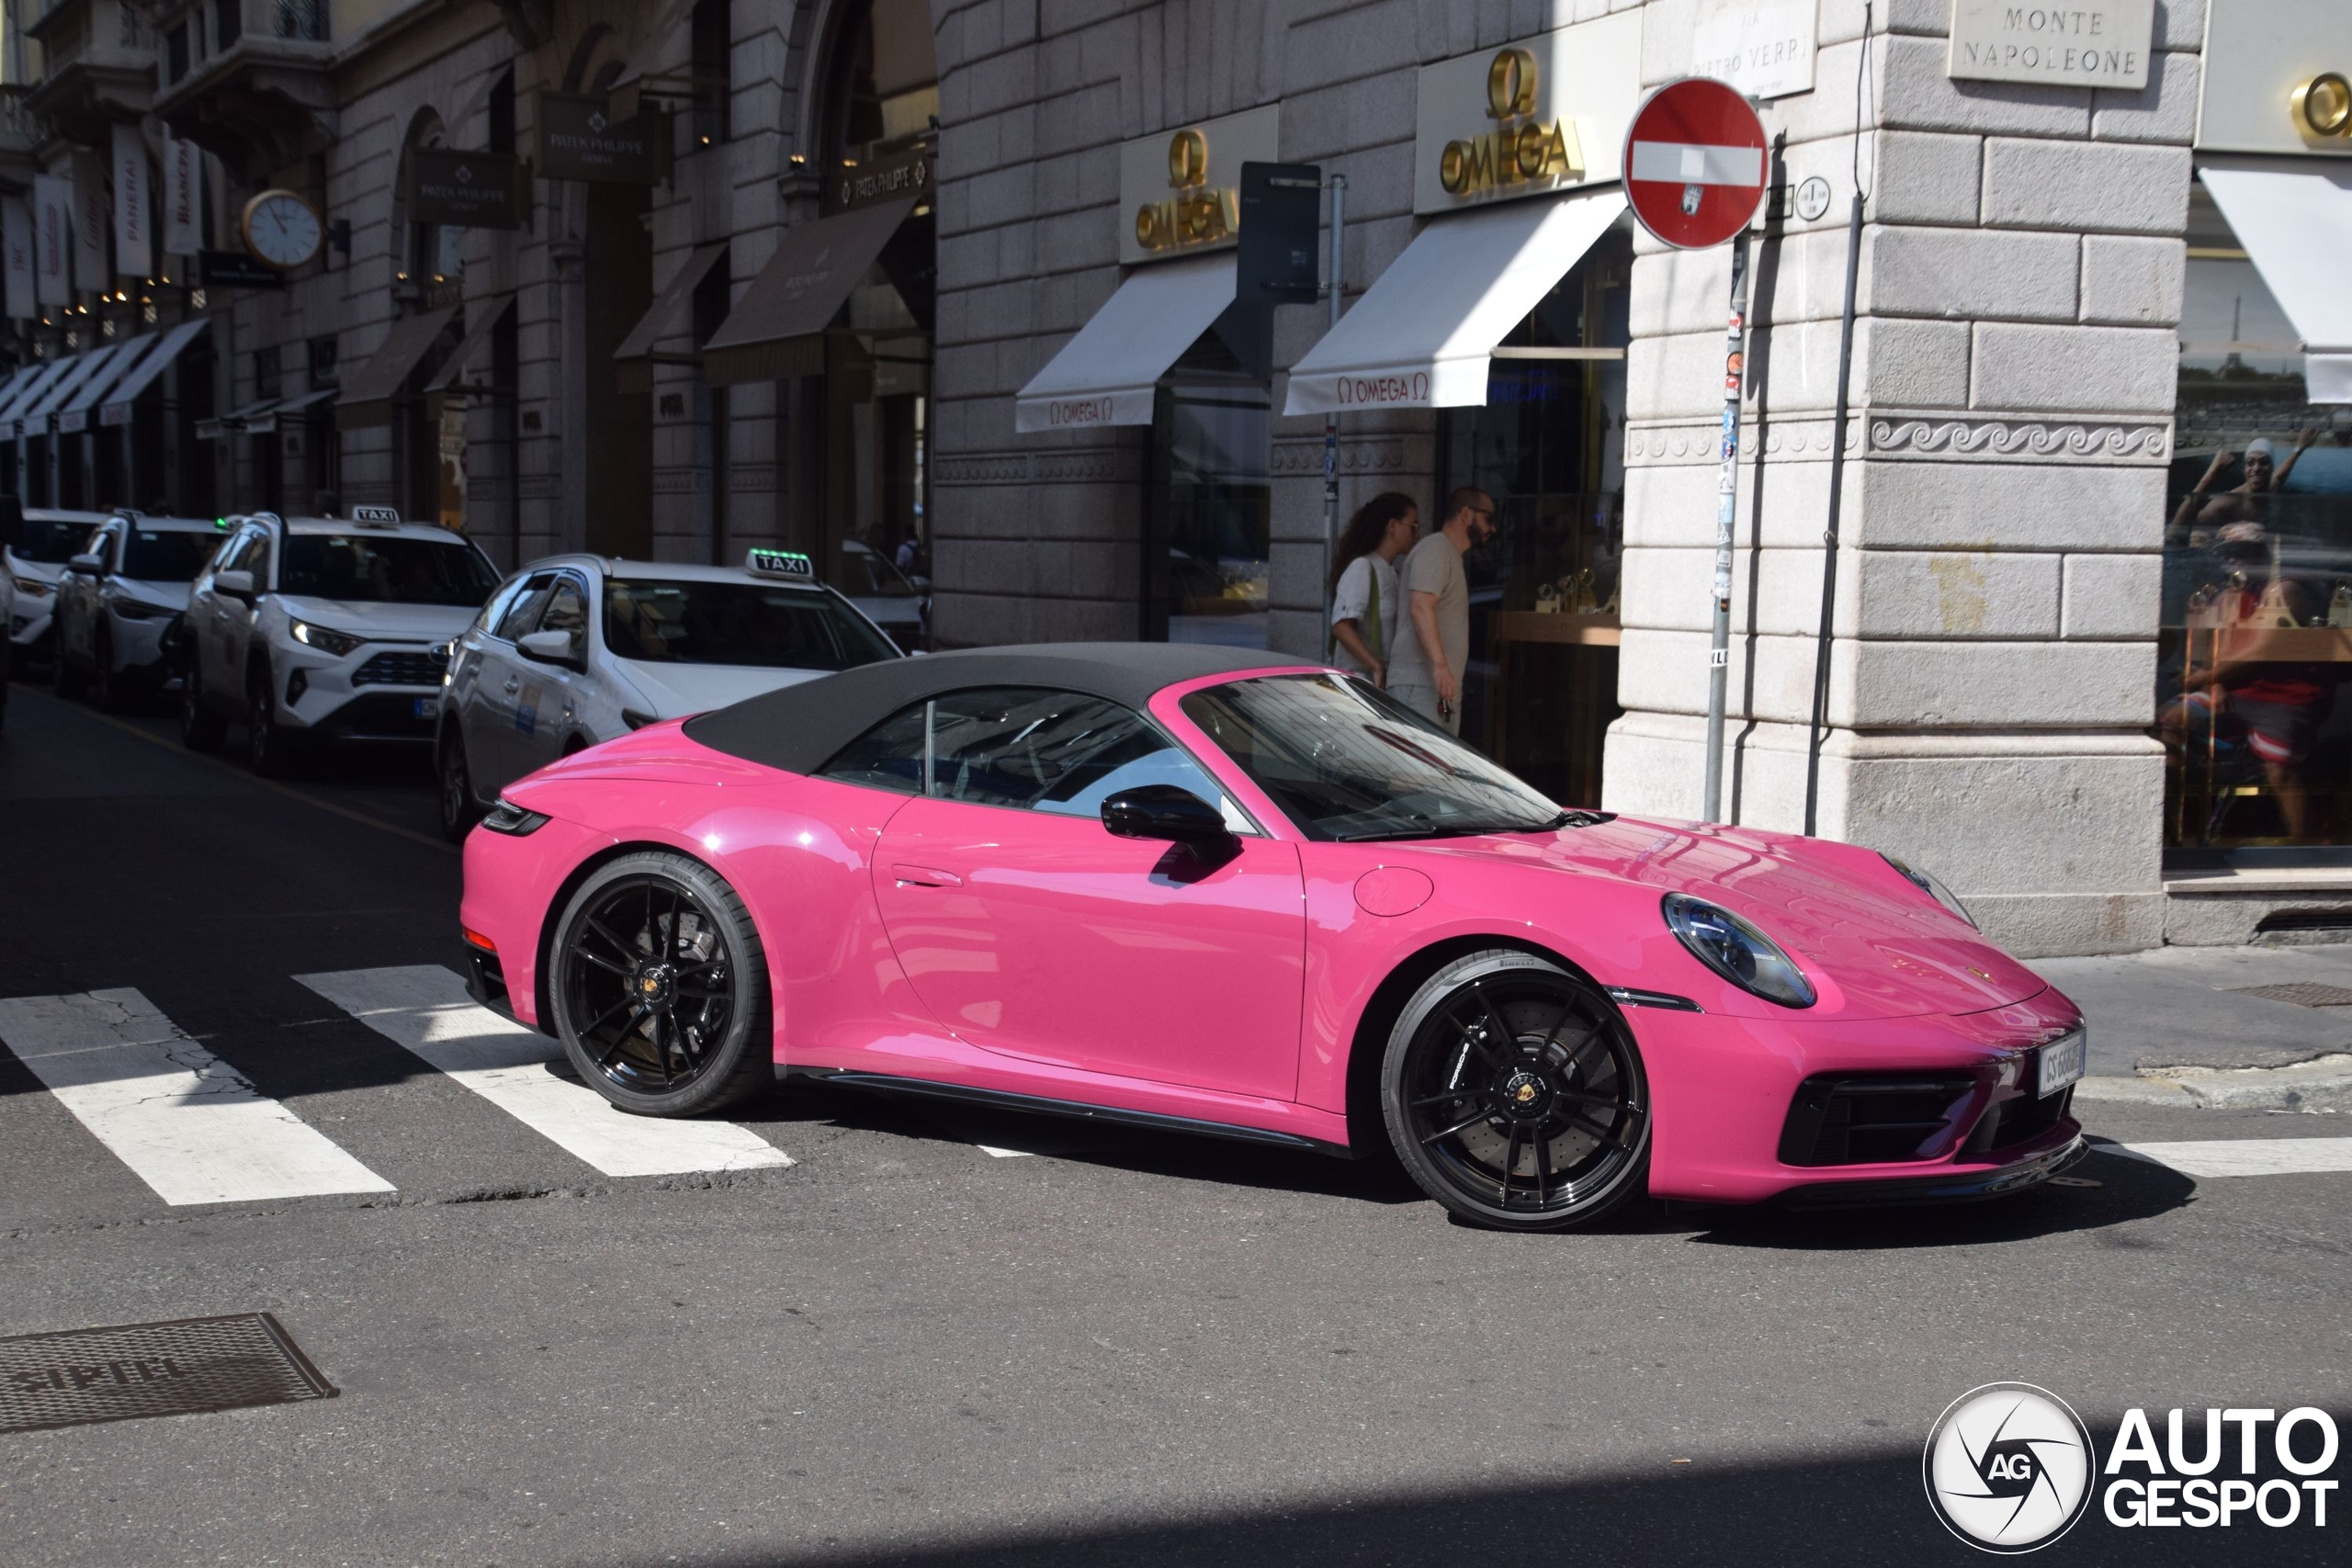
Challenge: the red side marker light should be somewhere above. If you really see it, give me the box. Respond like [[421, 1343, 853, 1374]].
[[462, 927, 498, 953]]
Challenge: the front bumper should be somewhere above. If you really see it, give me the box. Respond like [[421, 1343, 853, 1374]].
[[1634, 988, 2091, 1206], [8, 607, 54, 657], [276, 642, 447, 740]]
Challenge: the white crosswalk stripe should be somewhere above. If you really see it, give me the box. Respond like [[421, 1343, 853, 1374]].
[[2105, 1136, 2352, 1179], [0, 988, 396, 1205], [296, 964, 792, 1179]]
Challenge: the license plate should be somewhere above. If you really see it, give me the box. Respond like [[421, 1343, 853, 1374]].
[[413, 696, 440, 719], [2036, 1031, 2087, 1098]]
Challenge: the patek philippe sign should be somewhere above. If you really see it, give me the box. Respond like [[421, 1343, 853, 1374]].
[[1410, 11, 1643, 215], [1948, 0, 2154, 91], [1691, 0, 1818, 100], [198, 249, 287, 291], [1115, 104, 1280, 266], [829, 147, 933, 213], [536, 92, 673, 186], [407, 149, 526, 230]]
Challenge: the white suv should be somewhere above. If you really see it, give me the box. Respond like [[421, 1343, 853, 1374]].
[[51, 513, 221, 711], [437, 548, 902, 838], [180, 507, 503, 775]]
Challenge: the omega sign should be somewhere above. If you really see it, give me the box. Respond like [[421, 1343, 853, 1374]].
[[1115, 105, 1279, 267], [1410, 11, 1642, 215]]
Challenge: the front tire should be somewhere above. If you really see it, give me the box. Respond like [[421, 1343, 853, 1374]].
[[91, 626, 128, 713], [180, 658, 226, 750], [548, 852, 773, 1117], [51, 623, 84, 700], [438, 726, 482, 843], [1381, 949, 1651, 1232], [246, 662, 293, 776]]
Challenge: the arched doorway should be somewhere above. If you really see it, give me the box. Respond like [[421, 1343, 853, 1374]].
[[815, 0, 935, 599]]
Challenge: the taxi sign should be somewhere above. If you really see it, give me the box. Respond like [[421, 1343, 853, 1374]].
[[745, 547, 815, 580], [351, 504, 401, 525], [1622, 78, 1768, 251]]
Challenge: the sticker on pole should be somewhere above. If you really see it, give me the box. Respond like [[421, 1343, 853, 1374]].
[[1622, 78, 1767, 251]]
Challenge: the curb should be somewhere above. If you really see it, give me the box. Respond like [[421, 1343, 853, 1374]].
[[2076, 1053, 2352, 1113]]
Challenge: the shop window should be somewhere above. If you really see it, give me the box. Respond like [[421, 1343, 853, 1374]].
[[2158, 181, 2352, 864], [253, 344, 282, 401], [488, 70, 516, 156], [1148, 310, 1272, 649], [308, 336, 337, 389], [1433, 224, 1632, 807], [214, 0, 240, 50]]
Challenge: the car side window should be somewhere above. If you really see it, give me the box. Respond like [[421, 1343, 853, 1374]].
[[215, 529, 254, 577], [474, 574, 531, 637], [819, 685, 1238, 822], [494, 572, 558, 640], [245, 530, 272, 591], [538, 578, 589, 656]]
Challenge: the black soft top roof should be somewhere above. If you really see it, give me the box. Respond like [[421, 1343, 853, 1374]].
[[682, 642, 1315, 774]]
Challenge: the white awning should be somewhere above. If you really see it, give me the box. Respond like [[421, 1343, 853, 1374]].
[[2199, 156, 2352, 403], [1283, 186, 1626, 416], [1014, 254, 1235, 434]]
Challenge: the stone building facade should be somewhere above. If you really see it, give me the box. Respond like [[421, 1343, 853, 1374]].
[[5, 1, 2349, 956]]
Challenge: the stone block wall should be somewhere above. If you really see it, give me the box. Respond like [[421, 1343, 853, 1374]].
[[1605, 2, 2199, 953]]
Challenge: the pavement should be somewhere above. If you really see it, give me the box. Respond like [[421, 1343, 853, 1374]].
[[2, 677, 2348, 1567]]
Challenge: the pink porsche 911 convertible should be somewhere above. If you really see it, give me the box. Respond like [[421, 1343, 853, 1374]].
[[457, 644, 2087, 1232]]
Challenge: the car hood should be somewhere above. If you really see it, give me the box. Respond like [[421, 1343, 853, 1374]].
[[1416, 816, 2048, 1021], [612, 659, 831, 720], [119, 580, 193, 612], [6, 553, 62, 587], [272, 597, 480, 641]]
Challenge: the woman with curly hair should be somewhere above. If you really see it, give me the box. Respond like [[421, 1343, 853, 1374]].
[[1328, 491, 1419, 686]]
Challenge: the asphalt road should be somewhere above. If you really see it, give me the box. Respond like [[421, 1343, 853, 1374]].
[[1, 678, 2346, 1567]]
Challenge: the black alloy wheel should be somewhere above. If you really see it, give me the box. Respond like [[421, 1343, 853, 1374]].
[[438, 727, 482, 842], [1382, 949, 1650, 1232], [549, 852, 774, 1117], [179, 658, 225, 750], [246, 662, 290, 776]]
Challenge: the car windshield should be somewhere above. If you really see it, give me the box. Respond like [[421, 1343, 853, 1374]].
[[1179, 672, 1563, 841], [605, 579, 900, 670], [839, 546, 918, 597], [121, 528, 219, 581], [278, 534, 501, 605], [13, 517, 96, 564]]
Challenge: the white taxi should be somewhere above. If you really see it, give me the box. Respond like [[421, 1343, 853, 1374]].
[[436, 547, 902, 839], [179, 506, 503, 774], [4, 507, 109, 671], [51, 513, 222, 710]]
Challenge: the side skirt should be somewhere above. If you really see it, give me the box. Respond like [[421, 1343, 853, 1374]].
[[783, 1068, 1352, 1159]]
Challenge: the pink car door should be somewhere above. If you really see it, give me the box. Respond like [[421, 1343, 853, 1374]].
[[855, 686, 1306, 1100]]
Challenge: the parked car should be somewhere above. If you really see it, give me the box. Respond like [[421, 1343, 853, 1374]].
[[456, 644, 2086, 1233], [51, 513, 222, 710], [3, 507, 109, 671], [179, 506, 502, 775], [838, 538, 927, 649], [437, 547, 903, 840]]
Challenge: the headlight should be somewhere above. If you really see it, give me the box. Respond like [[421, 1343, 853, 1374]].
[[1882, 854, 1976, 928], [481, 797, 551, 836], [111, 598, 175, 621], [290, 618, 365, 656], [1662, 893, 1815, 1009], [14, 577, 53, 598]]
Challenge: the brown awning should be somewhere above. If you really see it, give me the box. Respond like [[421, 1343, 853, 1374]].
[[612, 244, 728, 394], [425, 294, 517, 395], [702, 198, 916, 388], [335, 303, 461, 428]]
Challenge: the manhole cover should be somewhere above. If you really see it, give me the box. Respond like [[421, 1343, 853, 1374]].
[[2225, 982, 2352, 1009], [0, 1313, 335, 1435]]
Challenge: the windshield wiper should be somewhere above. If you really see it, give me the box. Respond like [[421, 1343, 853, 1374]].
[[1538, 809, 1615, 829]]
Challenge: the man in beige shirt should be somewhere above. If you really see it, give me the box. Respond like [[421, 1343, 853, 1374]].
[[1385, 487, 1495, 736]]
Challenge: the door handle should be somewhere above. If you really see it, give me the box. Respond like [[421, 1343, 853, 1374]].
[[503, 678, 520, 694], [892, 863, 962, 888]]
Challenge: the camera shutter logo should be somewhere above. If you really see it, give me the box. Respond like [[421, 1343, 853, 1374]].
[[1924, 1382, 2096, 1552]]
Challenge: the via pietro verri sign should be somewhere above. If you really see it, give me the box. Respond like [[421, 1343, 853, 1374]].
[[1948, 0, 2154, 92]]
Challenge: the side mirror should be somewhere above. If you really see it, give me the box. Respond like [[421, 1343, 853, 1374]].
[[67, 553, 105, 576], [213, 569, 255, 599], [1102, 784, 1231, 847], [517, 628, 581, 666]]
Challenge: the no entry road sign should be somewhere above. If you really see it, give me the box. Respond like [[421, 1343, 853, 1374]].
[[1622, 78, 1767, 251]]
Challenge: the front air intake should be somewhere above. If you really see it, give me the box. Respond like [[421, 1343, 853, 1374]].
[[1777, 1074, 1980, 1167]]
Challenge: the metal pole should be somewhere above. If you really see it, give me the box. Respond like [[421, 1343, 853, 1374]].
[[1702, 228, 1751, 823], [1803, 192, 1867, 837], [1318, 175, 1347, 630]]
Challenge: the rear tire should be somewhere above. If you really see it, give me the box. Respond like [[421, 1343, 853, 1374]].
[[438, 726, 482, 842], [180, 658, 226, 750], [548, 852, 773, 1118], [1380, 949, 1651, 1233]]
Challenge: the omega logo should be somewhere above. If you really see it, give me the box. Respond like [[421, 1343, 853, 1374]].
[[1136, 128, 1238, 253], [1440, 47, 1583, 198], [2292, 72, 2352, 142]]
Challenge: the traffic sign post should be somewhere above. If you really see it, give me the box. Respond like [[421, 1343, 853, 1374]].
[[1623, 78, 1768, 825]]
